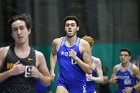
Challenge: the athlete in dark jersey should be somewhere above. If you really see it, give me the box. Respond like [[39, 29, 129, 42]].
[[0, 45, 36, 93], [110, 48, 140, 93], [50, 16, 92, 93], [0, 14, 51, 93]]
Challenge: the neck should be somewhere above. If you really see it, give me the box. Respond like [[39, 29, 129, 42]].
[[121, 62, 129, 67], [66, 35, 77, 46], [14, 42, 31, 58], [15, 42, 30, 51]]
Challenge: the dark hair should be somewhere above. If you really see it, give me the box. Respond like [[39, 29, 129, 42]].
[[63, 16, 80, 27], [8, 13, 32, 30], [120, 48, 131, 56]]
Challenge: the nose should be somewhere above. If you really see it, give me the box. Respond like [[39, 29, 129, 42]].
[[17, 29, 22, 34], [121, 56, 125, 58], [68, 25, 71, 28], [68, 25, 72, 29], [68, 27, 71, 30]]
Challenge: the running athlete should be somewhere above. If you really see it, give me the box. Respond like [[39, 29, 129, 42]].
[[110, 48, 140, 93], [82, 35, 103, 93], [0, 13, 52, 93], [50, 16, 92, 93]]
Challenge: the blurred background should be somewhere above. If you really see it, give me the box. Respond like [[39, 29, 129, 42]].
[[0, 0, 140, 93]]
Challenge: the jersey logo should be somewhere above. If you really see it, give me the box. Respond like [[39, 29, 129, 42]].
[[124, 78, 131, 85], [7, 63, 14, 70], [61, 51, 69, 56], [27, 58, 33, 61]]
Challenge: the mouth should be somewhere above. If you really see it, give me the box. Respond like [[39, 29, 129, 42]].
[[68, 30, 72, 32], [18, 36, 23, 39]]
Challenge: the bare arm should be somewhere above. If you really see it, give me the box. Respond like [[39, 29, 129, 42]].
[[109, 65, 119, 91], [89, 58, 103, 83], [132, 65, 140, 91], [80, 39, 92, 74], [0, 47, 10, 82], [109, 65, 118, 83], [50, 52, 57, 79], [70, 39, 92, 74], [0, 47, 25, 83], [50, 38, 59, 80], [32, 51, 51, 86]]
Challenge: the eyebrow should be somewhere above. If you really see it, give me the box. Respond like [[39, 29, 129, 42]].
[[120, 54, 129, 56]]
